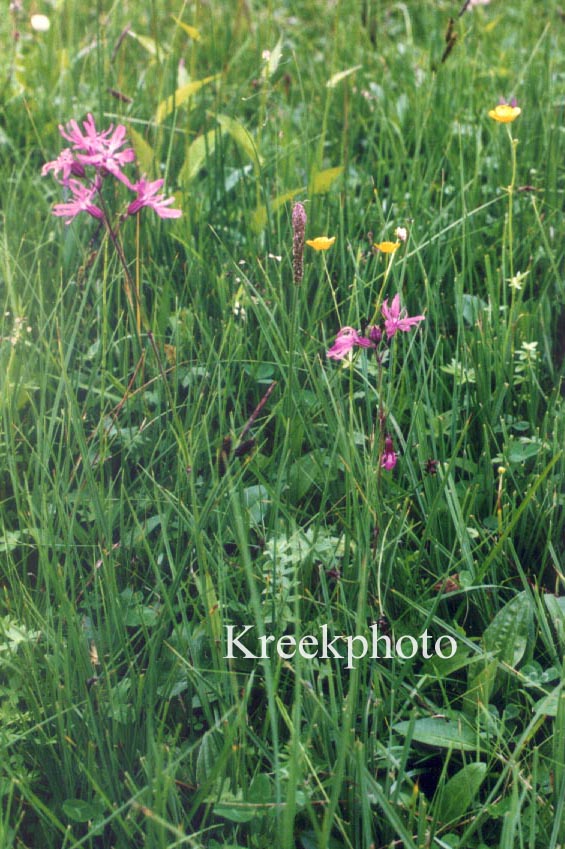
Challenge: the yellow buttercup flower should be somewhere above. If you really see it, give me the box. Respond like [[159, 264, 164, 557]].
[[306, 236, 336, 251], [489, 103, 521, 123], [374, 240, 401, 254]]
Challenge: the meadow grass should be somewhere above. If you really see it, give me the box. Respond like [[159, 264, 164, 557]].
[[1, 1, 565, 847]]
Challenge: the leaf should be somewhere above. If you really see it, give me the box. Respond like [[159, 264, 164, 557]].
[[466, 591, 533, 706], [461, 293, 488, 326], [155, 75, 219, 124], [326, 65, 362, 88], [507, 441, 541, 463], [393, 717, 481, 752], [62, 799, 103, 822], [248, 773, 272, 804], [215, 113, 263, 171], [251, 185, 305, 232], [545, 595, 565, 651], [196, 729, 223, 786], [128, 30, 168, 58], [243, 484, 270, 528], [534, 684, 563, 717], [171, 16, 201, 41], [288, 451, 325, 501], [179, 129, 216, 184], [262, 35, 284, 79], [213, 795, 257, 823], [127, 126, 155, 178], [310, 165, 344, 194], [436, 763, 487, 823]]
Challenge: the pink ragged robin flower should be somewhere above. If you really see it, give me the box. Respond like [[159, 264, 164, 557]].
[[58, 113, 112, 155], [326, 327, 374, 360], [41, 148, 85, 184], [381, 294, 425, 339], [59, 113, 135, 185], [126, 178, 182, 219], [52, 179, 104, 224], [380, 436, 397, 471]]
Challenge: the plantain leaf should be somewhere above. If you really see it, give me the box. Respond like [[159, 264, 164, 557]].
[[179, 129, 216, 184], [262, 35, 284, 79], [326, 65, 362, 88], [171, 16, 201, 41], [128, 30, 168, 58], [196, 729, 223, 786], [466, 591, 533, 707], [394, 716, 481, 752], [310, 165, 344, 194], [127, 126, 155, 178], [251, 185, 305, 232], [436, 762, 487, 823], [215, 113, 263, 171], [155, 75, 219, 124], [545, 595, 565, 651]]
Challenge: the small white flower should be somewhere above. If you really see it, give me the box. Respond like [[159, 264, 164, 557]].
[[30, 13, 50, 31], [508, 270, 529, 291]]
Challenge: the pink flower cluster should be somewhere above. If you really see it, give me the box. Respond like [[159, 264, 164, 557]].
[[42, 114, 182, 224], [326, 295, 425, 472], [326, 295, 424, 361]]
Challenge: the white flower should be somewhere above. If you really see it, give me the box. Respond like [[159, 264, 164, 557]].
[[30, 14, 50, 31]]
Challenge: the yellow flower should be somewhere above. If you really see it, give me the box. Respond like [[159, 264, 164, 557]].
[[374, 240, 401, 254], [306, 236, 336, 251], [488, 103, 521, 123]]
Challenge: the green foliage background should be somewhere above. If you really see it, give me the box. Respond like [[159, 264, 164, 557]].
[[1, 1, 564, 847]]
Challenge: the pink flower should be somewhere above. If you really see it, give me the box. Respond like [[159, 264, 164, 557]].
[[59, 114, 135, 185], [52, 179, 103, 224], [381, 295, 425, 339], [126, 178, 182, 219], [327, 327, 374, 360], [380, 436, 397, 471], [367, 325, 382, 344], [58, 113, 110, 155], [41, 148, 85, 184], [76, 124, 135, 185]]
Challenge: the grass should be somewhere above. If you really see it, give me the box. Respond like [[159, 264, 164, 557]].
[[1, 0, 565, 847]]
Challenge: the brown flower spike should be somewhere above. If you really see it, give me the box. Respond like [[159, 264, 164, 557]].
[[292, 202, 307, 284]]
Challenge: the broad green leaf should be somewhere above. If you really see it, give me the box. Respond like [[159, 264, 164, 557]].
[[534, 684, 563, 717], [483, 591, 533, 668], [179, 129, 216, 184], [466, 591, 533, 706], [196, 729, 223, 786], [248, 773, 272, 804], [127, 126, 155, 178], [243, 484, 270, 528], [326, 65, 362, 88], [394, 717, 481, 752], [171, 16, 201, 41], [507, 441, 541, 463], [262, 35, 284, 79], [215, 113, 263, 171], [461, 293, 488, 326], [251, 185, 305, 232], [288, 450, 325, 501], [213, 794, 257, 823], [545, 595, 565, 650], [436, 762, 487, 823], [156, 74, 219, 124], [310, 165, 344, 194], [62, 799, 103, 823]]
